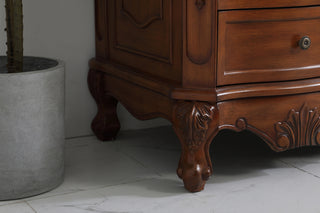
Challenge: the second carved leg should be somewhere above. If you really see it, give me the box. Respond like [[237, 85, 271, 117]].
[[173, 101, 219, 192], [88, 69, 120, 141]]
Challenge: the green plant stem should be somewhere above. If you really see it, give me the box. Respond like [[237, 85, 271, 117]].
[[5, 0, 23, 73]]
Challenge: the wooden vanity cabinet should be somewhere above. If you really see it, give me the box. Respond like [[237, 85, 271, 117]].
[[89, 0, 320, 192]]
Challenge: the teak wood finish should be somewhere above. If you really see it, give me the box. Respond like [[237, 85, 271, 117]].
[[89, 0, 320, 192]]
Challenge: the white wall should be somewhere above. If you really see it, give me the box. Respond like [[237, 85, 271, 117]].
[[0, 0, 169, 138]]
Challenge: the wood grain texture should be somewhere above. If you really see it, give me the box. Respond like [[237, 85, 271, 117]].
[[217, 7, 320, 85], [219, 93, 320, 152], [120, 0, 163, 29], [95, 0, 109, 61], [173, 101, 219, 192], [89, 58, 176, 97], [275, 104, 320, 149], [182, 0, 217, 88], [218, 0, 320, 10], [107, 0, 182, 82], [171, 88, 217, 102], [216, 78, 320, 101], [115, 0, 169, 62], [91, 1, 320, 192], [88, 69, 120, 141], [186, 0, 212, 65], [101, 71, 174, 122]]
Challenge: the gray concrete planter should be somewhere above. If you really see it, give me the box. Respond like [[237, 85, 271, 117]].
[[0, 56, 65, 200]]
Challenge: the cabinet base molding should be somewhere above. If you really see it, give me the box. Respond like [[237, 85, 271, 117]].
[[88, 67, 320, 192]]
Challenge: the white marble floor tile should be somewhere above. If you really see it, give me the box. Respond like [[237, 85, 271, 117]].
[[0, 200, 24, 207], [25, 134, 159, 201], [273, 147, 320, 177], [116, 126, 180, 151], [27, 189, 107, 213], [27, 178, 198, 213], [94, 180, 205, 213], [63, 139, 152, 188], [0, 202, 35, 213], [200, 168, 320, 213], [27, 163, 320, 213], [113, 145, 180, 176], [197, 131, 320, 213], [3, 127, 320, 213]]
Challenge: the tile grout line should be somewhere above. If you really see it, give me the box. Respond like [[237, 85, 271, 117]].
[[24, 177, 158, 203], [24, 189, 83, 203], [25, 201, 38, 213], [23, 137, 175, 203], [109, 141, 165, 177], [64, 125, 172, 141], [117, 148, 163, 177], [278, 159, 320, 179], [120, 144, 181, 152], [65, 134, 94, 140]]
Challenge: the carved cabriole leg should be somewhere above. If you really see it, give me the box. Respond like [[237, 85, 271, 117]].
[[88, 69, 120, 141], [173, 101, 219, 192]]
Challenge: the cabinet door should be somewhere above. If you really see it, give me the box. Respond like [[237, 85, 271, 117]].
[[107, 0, 182, 82]]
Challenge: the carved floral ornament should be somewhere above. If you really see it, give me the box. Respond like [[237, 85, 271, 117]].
[[176, 102, 215, 150], [275, 104, 320, 149], [233, 104, 320, 151]]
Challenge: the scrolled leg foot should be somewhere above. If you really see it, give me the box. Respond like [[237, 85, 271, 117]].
[[177, 149, 213, 192], [173, 101, 219, 192], [88, 69, 120, 141]]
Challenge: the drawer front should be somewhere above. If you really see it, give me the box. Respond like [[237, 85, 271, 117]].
[[217, 7, 320, 86], [218, 0, 320, 10]]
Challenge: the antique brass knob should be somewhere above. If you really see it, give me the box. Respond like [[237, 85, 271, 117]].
[[299, 36, 311, 50]]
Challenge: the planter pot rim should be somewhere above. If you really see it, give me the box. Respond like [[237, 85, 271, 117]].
[[0, 56, 64, 76]]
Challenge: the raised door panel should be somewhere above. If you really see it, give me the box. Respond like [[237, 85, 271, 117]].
[[108, 0, 182, 82], [115, 0, 170, 62]]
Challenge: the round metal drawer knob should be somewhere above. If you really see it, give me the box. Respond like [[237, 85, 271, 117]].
[[299, 36, 311, 50]]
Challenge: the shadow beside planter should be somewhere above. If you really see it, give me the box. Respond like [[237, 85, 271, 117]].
[[0, 56, 65, 200]]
